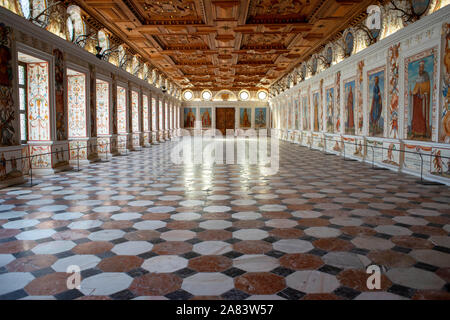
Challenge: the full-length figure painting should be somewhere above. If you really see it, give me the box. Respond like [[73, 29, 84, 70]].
[[368, 67, 385, 137], [313, 91, 319, 131], [406, 48, 436, 141], [302, 96, 309, 130], [326, 87, 334, 132], [184, 107, 196, 128], [255, 108, 266, 128], [200, 108, 212, 128], [344, 79, 356, 135], [240, 108, 251, 128]]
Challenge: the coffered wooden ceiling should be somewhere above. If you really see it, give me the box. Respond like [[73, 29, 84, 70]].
[[75, 0, 377, 91]]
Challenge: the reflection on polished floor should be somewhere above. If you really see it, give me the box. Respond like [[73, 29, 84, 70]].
[[0, 139, 449, 300]]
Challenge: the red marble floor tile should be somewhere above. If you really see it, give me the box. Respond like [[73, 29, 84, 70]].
[[0, 240, 37, 253], [202, 212, 231, 220], [233, 240, 273, 254], [280, 253, 324, 270], [412, 290, 450, 300], [101, 221, 134, 229], [66, 206, 90, 212], [97, 255, 144, 272], [410, 226, 447, 236], [80, 213, 112, 221], [424, 216, 450, 225], [297, 218, 330, 227], [313, 238, 354, 251], [130, 273, 182, 296], [380, 209, 407, 217], [72, 241, 114, 255], [6, 254, 57, 272], [76, 296, 112, 300], [302, 293, 342, 300], [235, 273, 286, 295], [152, 201, 178, 206], [231, 206, 260, 212], [436, 268, 450, 283], [124, 230, 160, 241], [362, 216, 395, 225], [367, 250, 416, 268], [152, 241, 193, 255], [166, 221, 198, 230], [35, 220, 70, 229], [190, 296, 224, 300], [25, 273, 70, 296], [286, 204, 314, 211], [52, 230, 90, 241], [233, 220, 265, 229], [342, 203, 369, 209], [261, 212, 292, 219], [174, 207, 200, 213], [340, 226, 377, 237], [188, 255, 232, 272], [141, 213, 171, 220], [197, 230, 232, 241], [269, 228, 304, 239], [25, 212, 53, 219], [337, 269, 392, 292], [0, 228, 20, 239]]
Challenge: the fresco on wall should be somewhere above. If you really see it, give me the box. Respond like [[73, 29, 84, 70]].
[[28, 62, 50, 141], [68, 74, 86, 138], [96, 80, 109, 135], [313, 91, 319, 131], [53, 49, 66, 141], [302, 96, 309, 130], [388, 43, 400, 138], [255, 108, 267, 128], [325, 87, 334, 132], [131, 91, 139, 133], [294, 99, 299, 130], [152, 98, 157, 130], [287, 101, 293, 129], [319, 79, 323, 131], [405, 48, 437, 141], [368, 67, 386, 137], [356, 60, 364, 135], [440, 22, 450, 143], [344, 78, 356, 135], [240, 108, 251, 128], [111, 75, 117, 135], [200, 108, 212, 128], [0, 23, 16, 147], [431, 147, 450, 178], [89, 65, 97, 137], [143, 95, 149, 132], [184, 107, 195, 128], [335, 72, 341, 132], [117, 86, 127, 134]]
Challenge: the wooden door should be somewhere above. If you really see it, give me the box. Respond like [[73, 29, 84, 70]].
[[216, 108, 235, 136]]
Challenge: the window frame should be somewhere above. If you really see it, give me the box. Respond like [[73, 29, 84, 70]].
[[18, 61, 28, 144]]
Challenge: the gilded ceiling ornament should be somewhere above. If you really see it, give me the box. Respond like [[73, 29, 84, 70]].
[[142, 0, 195, 17]]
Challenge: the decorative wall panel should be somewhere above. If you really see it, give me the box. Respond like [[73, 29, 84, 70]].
[[27, 62, 50, 141], [117, 86, 127, 133], [96, 79, 109, 135], [68, 74, 86, 138]]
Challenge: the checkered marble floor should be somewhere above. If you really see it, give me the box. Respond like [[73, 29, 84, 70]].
[[0, 138, 449, 300]]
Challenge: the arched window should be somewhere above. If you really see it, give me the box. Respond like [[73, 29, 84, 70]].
[[118, 45, 126, 68], [67, 5, 86, 46], [18, 0, 31, 18], [97, 30, 109, 54]]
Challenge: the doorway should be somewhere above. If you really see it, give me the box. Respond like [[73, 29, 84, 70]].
[[216, 108, 235, 136]]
